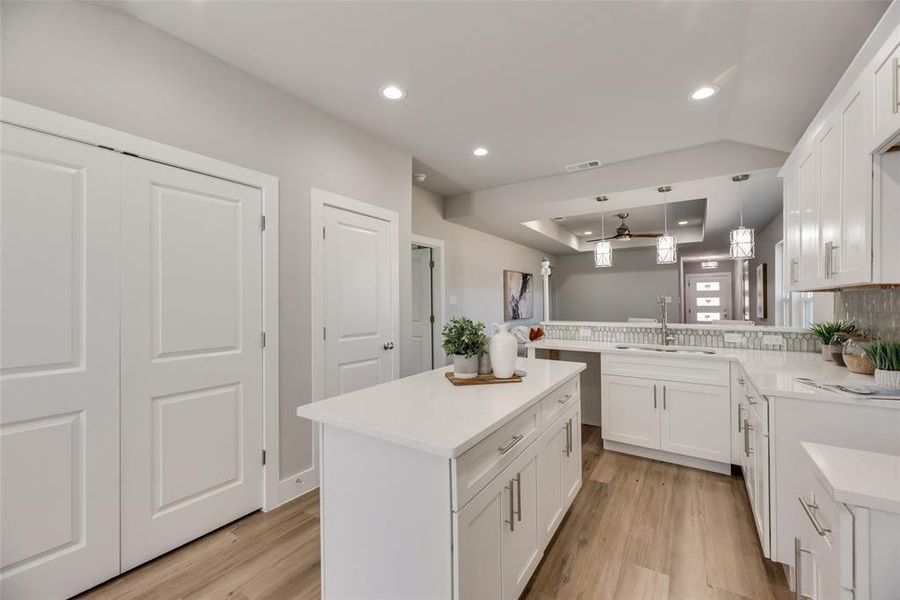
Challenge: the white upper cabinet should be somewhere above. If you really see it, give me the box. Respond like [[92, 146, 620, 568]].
[[781, 10, 900, 291]]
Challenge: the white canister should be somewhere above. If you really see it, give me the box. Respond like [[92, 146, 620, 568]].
[[489, 322, 518, 379]]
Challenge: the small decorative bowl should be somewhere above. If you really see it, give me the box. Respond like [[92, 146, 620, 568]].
[[843, 340, 875, 375]]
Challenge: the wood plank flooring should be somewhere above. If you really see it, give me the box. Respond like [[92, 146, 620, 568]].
[[79, 425, 791, 600]]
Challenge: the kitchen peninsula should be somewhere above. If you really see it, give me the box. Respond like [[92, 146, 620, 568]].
[[297, 357, 586, 599]]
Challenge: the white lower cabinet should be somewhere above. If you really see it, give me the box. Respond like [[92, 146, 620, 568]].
[[455, 381, 582, 600], [601, 361, 730, 470]]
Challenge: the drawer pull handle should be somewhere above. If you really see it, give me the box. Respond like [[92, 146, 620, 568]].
[[737, 376, 745, 386], [498, 434, 524, 455], [515, 472, 522, 522], [798, 497, 831, 536], [737, 404, 743, 433], [558, 394, 573, 404], [505, 478, 516, 532]]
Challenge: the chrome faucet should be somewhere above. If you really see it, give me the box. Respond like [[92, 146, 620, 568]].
[[657, 295, 676, 346]]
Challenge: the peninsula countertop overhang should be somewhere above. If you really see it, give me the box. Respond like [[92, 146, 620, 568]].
[[296, 357, 587, 458]]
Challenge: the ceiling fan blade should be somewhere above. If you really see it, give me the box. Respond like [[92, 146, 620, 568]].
[[584, 234, 623, 243], [630, 232, 664, 238]]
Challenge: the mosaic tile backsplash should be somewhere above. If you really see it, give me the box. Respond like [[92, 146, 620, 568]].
[[834, 287, 900, 340], [541, 322, 821, 353]]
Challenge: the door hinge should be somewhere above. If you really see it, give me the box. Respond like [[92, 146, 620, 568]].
[[260, 215, 266, 231], [429, 315, 435, 323], [261, 332, 267, 348], [429, 260, 435, 269], [262, 449, 267, 465]]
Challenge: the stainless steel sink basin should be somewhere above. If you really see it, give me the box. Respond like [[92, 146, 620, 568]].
[[614, 344, 716, 355]]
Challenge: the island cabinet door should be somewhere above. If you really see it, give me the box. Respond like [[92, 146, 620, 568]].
[[560, 402, 582, 508], [501, 441, 542, 600], [659, 380, 730, 463], [601, 375, 660, 449], [536, 420, 564, 548]]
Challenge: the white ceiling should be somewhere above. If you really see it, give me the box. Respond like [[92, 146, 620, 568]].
[[557, 198, 708, 239], [108, 1, 887, 196]]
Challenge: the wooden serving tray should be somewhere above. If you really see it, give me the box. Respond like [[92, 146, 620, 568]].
[[445, 372, 522, 386]]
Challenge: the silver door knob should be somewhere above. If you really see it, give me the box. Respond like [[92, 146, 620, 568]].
[[383, 342, 394, 350]]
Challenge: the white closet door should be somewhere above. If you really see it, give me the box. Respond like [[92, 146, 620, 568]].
[[120, 157, 264, 570], [409, 246, 433, 375], [0, 125, 120, 598], [324, 205, 394, 397]]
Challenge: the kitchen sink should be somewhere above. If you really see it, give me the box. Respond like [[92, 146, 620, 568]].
[[614, 344, 716, 355]]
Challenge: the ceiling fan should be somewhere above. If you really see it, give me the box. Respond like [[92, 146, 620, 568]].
[[585, 213, 663, 242]]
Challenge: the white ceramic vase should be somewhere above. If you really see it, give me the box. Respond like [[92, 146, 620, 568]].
[[489, 322, 518, 379], [875, 369, 900, 389]]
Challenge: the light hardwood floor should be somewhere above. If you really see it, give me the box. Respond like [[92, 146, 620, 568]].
[[79, 426, 791, 600]]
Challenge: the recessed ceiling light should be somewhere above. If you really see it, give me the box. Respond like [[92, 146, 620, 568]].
[[678, 220, 689, 226], [690, 85, 719, 101], [380, 84, 406, 100], [473, 147, 489, 157], [583, 231, 593, 235]]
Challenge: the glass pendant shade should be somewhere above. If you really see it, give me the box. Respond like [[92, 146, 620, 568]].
[[729, 226, 755, 259], [656, 233, 677, 264], [594, 240, 612, 268]]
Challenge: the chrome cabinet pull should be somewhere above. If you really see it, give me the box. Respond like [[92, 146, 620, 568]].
[[563, 420, 573, 457], [737, 404, 743, 433], [794, 537, 813, 600], [506, 478, 516, 532], [498, 434, 524, 455], [558, 393, 573, 405], [662, 385, 667, 410], [798, 496, 831, 536], [515, 472, 522, 522], [743, 419, 751, 457], [653, 384, 657, 409], [894, 57, 900, 114], [737, 376, 745, 386], [791, 258, 799, 284]]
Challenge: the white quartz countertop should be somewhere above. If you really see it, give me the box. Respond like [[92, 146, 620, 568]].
[[802, 443, 900, 514], [526, 338, 900, 409], [296, 357, 586, 458]]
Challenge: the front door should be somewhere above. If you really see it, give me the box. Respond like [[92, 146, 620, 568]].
[[685, 272, 733, 323], [1, 125, 120, 598], [323, 204, 395, 397], [120, 157, 264, 570]]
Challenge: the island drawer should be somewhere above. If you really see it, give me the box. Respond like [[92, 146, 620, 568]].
[[540, 376, 579, 428], [452, 403, 541, 511], [603, 353, 730, 387]]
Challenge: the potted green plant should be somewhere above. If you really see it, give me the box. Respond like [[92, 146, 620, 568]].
[[808, 320, 858, 362], [863, 340, 900, 389], [442, 317, 487, 379]]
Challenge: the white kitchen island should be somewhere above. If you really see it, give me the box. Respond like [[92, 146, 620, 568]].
[[297, 357, 586, 600]]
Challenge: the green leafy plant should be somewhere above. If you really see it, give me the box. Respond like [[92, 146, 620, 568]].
[[441, 317, 487, 358], [808, 320, 858, 346], [863, 340, 900, 372]]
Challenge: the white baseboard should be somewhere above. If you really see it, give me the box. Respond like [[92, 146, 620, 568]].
[[603, 440, 731, 475], [278, 466, 319, 506]]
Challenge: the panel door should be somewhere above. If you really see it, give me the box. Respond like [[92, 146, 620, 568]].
[[454, 472, 504, 600], [501, 441, 542, 600], [784, 170, 802, 291], [560, 403, 582, 508], [0, 125, 120, 598], [536, 421, 563, 549], [836, 86, 873, 286], [798, 149, 821, 287], [872, 38, 900, 150], [323, 205, 394, 397], [659, 381, 730, 463], [408, 245, 433, 376], [120, 157, 264, 570], [601, 375, 660, 449], [684, 272, 733, 323], [818, 116, 842, 284], [750, 410, 770, 557]]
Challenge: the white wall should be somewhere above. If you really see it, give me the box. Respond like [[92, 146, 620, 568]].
[[412, 186, 548, 332], [0, 1, 413, 482], [551, 247, 682, 323]]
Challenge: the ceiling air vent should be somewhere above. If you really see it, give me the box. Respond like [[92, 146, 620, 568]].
[[565, 159, 602, 173]]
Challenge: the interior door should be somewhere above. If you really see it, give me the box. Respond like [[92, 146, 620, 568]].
[[685, 272, 733, 323], [120, 157, 264, 570], [601, 375, 660, 449], [324, 205, 394, 397], [409, 245, 434, 375], [1, 125, 120, 597]]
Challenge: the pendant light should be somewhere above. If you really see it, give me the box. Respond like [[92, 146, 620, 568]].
[[656, 186, 677, 264], [594, 212, 612, 268], [729, 174, 754, 259]]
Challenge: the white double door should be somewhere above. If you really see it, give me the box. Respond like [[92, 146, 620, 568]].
[[1, 124, 264, 598]]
